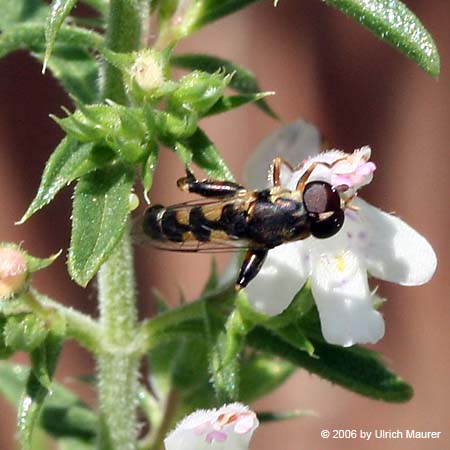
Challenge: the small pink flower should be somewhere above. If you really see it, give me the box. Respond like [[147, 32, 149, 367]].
[[164, 403, 259, 450], [0, 246, 28, 299]]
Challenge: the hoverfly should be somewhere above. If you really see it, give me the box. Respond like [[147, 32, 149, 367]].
[[139, 157, 347, 290]]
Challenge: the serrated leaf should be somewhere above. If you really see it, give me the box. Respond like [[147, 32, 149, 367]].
[[179, 128, 234, 181], [247, 327, 413, 402], [68, 164, 134, 287], [18, 323, 65, 450], [20, 138, 98, 223], [0, 0, 48, 30], [172, 53, 277, 118], [44, 0, 78, 71], [322, 0, 440, 77], [190, 0, 262, 30]]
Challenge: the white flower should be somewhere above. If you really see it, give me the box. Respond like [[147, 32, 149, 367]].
[[243, 120, 437, 347], [164, 403, 258, 450]]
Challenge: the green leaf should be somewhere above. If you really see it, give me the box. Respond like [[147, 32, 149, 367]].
[[142, 141, 159, 197], [18, 323, 65, 450], [58, 438, 95, 450], [203, 92, 274, 117], [0, 362, 29, 406], [239, 354, 296, 403], [179, 128, 234, 181], [80, 0, 108, 16], [0, 23, 103, 58], [209, 308, 251, 402], [40, 386, 97, 440], [44, 0, 78, 70], [19, 138, 97, 223], [257, 409, 315, 423], [247, 327, 413, 402], [68, 164, 134, 287], [171, 53, 277, 118], [26, 251, 61, 273], [148, 333, 210, 399], [0, 362, 97, 446], [0, 0, 48, 30], [322, 0, 440, 77], [190, 0, 262, 30]]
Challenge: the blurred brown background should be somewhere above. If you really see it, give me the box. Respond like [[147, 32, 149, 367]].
[[0, 1, 449, 449]]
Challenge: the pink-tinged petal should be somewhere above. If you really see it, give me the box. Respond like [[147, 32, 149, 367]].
[[206, 430, 227, 443], [355, 198, 437, 285], [245, 243, 309, 316], [311, 251, 385, 346], [244, 120, 322, 190], [234, 413, 257, 434]]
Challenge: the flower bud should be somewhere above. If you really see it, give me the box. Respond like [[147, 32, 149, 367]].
[[0, 246, 28, 300], [4, 314, 48, 352], [131, 50, 166, 94], [168, 71, 230, 115]]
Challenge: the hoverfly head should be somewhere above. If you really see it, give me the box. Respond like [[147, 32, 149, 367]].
[[302, 181, 345, 239]]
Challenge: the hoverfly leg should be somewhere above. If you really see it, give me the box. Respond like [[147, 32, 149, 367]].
[[271, 157, 294, 187], [235, 248, 268, 290], [177, 168, 245, 199], [272, 157, 282, 187]]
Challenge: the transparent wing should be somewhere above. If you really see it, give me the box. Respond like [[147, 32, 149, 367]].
[[243, 120, 322, 190], [145, 238, 253, 253]]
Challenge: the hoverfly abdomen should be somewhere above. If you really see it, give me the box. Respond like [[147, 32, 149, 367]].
[[189, 206, 214, 242], [218, 204, 248, 239], [143, 205, 190, 242]]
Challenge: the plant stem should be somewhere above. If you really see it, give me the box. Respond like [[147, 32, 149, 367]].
[[102, 0, 148, 103], [97, 1, 148, 447], [97, 228, 140, 450]]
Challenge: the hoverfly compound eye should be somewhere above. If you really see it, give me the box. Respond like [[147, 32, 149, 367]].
[[303, 181, 345, 239], [303, 181, 341, 214]]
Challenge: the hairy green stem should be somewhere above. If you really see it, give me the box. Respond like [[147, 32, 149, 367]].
[[97, 229, 140, 450], [97, 1, 148, 448], [102, 0, 148, 103]]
